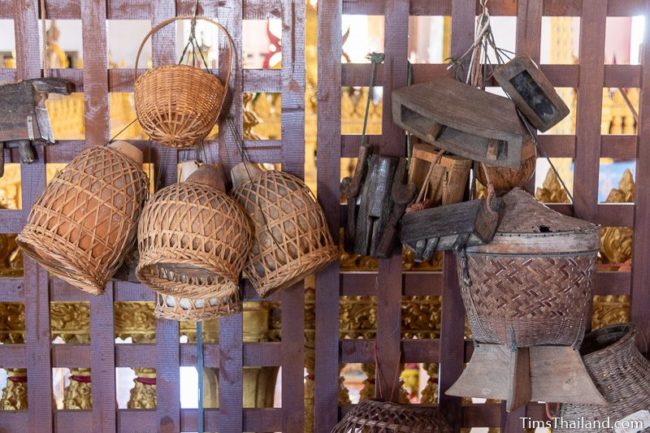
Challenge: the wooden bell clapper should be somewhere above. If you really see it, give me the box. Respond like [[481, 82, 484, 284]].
[[0, 78, 74, 177]]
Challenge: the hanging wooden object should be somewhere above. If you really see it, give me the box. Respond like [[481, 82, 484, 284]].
[[134, 16, 234, 149], [477, 136, 537, 193], [0, 77, 73, 177], [137, 163, 252, 300], [447, 188, 606, 411], [17, 141, 148, 294], [232, 162, 337, 297], [331, 399, 451, 433], [392, 78, 525, 167], [556, 324, 650, 433], [400, 193, 502, 262], [407, 143, 471, 208], [341, 145, 415, 258], [494, 56, 570, 132]]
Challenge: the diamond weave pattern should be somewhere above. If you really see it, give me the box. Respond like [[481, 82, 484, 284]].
[[233, 170, 337, 297], [459, 253, 596, 347], [137, 181, 252, 299], [17, 146, 148, 294]]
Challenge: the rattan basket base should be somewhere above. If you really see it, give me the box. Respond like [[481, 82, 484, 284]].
[[18, 229, 107, 294], [249, 244, 338, 297], [331, 399, 451, 433], [155, 291, 241, 321]]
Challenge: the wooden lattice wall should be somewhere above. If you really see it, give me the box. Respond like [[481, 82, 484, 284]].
[[0, 1, 649, 433]]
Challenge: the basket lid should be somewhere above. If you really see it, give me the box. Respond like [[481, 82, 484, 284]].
[[467, 188, 599, 254]]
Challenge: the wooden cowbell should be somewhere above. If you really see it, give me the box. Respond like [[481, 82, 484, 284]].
[[392, 78, 525, 167], [0, 78, 73, 177]]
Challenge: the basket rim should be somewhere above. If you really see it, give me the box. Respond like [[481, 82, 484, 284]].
[[16, 236, 105, 294], [134, 63, 224, 88]]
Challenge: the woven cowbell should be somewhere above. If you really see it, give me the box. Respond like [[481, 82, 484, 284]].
[[447, 188, 606, 412], [556, 324, 650, 433], [17, 141, 148, 294], [137, 163, 253, 300], [231, 162, 337, 297], [331, 400, 451, 433]]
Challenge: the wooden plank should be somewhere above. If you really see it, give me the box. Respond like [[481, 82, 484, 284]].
[[631, 0, 650, 349], [0, 344, 26, 366], [0, 277, 24, 301], [340, 339, 439, 363], [574, 0, 607, 223], [438, 0, 474, 429], [0, 412, 28, 432], [315, 0, 342, 431]]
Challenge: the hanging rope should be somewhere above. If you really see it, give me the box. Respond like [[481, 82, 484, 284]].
[[360, 52, 385, 150]]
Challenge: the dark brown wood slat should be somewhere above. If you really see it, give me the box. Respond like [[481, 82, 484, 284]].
[[574, 1, 607, 223], [112, 282, 155, 302], [438, 0, 474, 430], [595, 272, 632, 295], [116, 410, 158, 433], [242, 0, 283, 19], [315, 0, 343, 431], [51, 344, 91, 368], [340, 339, 439, 363], [148, 3, 181, 433], [598, 203, 635, 227], [0, 411, 28, 432], [244, 68, 282, 92], [0, 344, 26, 366], [54, 411, 92, 433], [631, 0, 650, 348], [373, 0, 408, 405], [0, 68, 17, 82], [0, 277, 23, 301]]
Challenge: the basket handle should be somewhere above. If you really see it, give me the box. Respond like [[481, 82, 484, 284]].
[[134, 15, 236, 115]]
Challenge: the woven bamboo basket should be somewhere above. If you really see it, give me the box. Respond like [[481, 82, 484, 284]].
[[231, 162, 337, 297], [134, 16, 234, 149], [458, 188, 598, 347], [137, 163, 252, 298], [556, 324, 650, 433], [477, 136, 536, 194], [155, 290, 241, 321], [17, 141, 148, 294], [331, 400, 451, 433]]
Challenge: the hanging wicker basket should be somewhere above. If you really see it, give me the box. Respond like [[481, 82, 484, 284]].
[[134, 16, 234, 149], [17, 141, 148, 294], [137, 163, 253, 298], [477, 136, 537, 194], [556, 324, 650, 433], [458, 188, 598, 348], [331, 400, 451, 433], [155, 290, 241, 321], [231, 163, 337, 297]]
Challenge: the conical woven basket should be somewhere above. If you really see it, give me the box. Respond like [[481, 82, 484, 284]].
[[134, 16, 234, 149], [137, 164, 253, 298], [231, 163, 337, 297], [556, 324, 650, 433], [331, 400, 452, 433], [458, 188, 599, 347], [17, 142, 148, 294], [155, 290, 241, 321]]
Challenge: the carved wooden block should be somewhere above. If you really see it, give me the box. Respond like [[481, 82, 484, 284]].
[[494, 56, 570, 132], [392, 78, 525, 167]]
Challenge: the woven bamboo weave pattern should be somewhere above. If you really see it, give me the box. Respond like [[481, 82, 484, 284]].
[[137, 181, 252, 298], [233, 170, 337, 297], [133, 16, 234, 149], [459, 253, 595, 347], [331, 400, 452, 433], [17, 145, 149, 294], [155, 290, 241, 321], [557, 325, 650, 433]]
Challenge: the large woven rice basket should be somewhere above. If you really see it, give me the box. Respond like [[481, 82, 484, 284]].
[[458, 188, 599, 347], [231, 163, 337, 297], [556, 324, 650, 433], [134, 16, 234, 149], [155, 290, 241, 321], [17, 141, 148, 294], [331, 400, 451, 433], [137, 164, 253, 298]]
